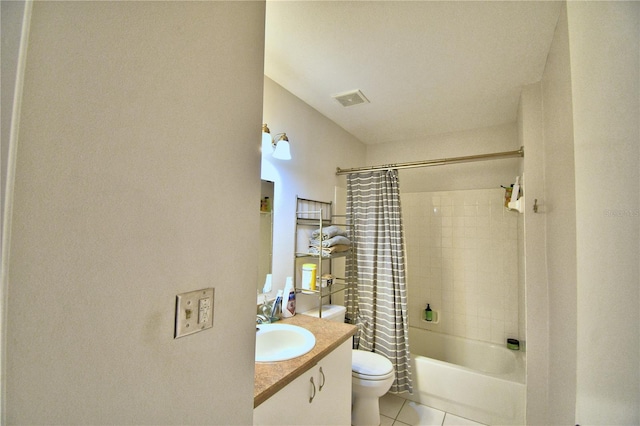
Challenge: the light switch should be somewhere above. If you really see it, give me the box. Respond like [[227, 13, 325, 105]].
[[174, 288, 214, 338]]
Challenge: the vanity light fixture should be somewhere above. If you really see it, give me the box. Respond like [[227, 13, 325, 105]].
[[262, 123, 292, 160]]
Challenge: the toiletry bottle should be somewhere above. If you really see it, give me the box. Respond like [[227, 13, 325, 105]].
[[425, 304, 433, 322], [262, 274, 272, 294], [281, 277, 296, 318]]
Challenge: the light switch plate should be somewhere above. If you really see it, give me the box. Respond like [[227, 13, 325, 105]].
[[174, 288, 214, 338]]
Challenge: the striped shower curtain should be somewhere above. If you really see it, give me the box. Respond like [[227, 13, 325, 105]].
[[345, 170, 412, 394]]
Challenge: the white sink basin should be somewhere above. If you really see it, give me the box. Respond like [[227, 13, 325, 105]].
[[255, 323, 316, 362]]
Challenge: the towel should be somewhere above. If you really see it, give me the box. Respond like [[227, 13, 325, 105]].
[[309, 235, 351, 248], [311, 225, 347, 240], [308, 244, 350, 258]]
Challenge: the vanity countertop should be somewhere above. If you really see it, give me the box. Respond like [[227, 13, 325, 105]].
[[253, 314, 357, 408]]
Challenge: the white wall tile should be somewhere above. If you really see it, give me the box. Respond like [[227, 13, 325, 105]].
[[403, 188, 520, 344]]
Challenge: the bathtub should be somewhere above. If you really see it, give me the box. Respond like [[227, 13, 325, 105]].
[[405, 327, 526, 425]]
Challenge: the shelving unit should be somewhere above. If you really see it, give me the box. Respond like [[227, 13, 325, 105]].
[[294, 197, 354, 319]]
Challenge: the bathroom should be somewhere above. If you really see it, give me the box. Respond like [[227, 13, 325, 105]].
[[2, 1, 638, 425], [260, 81, 526, 424]]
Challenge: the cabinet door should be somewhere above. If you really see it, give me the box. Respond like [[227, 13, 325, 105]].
[[313, 339, 352, 425], [254, 365, 319, 425]]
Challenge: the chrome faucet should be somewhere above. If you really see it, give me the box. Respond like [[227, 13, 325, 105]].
[[256, 314, 269, 324]]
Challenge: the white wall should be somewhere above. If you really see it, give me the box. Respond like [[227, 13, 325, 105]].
[[261, 77, 366, 312], [0, 1, 28, 418], [366, 123, 520, 193], [521, 3, 640, 424], [520, 5, 579, 423], [0, 0, 27, 246], [567, 2, 640, 424], [541, 4, 578, 422], [519, 82, 550, 425], [4, 2, 265, 424]]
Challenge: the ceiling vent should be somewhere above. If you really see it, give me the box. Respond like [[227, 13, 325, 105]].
[[332, 89, 370, 107]]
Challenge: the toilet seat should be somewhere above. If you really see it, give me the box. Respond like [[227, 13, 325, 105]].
[[352, 350, 394, 381], [352, 369, 395, 381]]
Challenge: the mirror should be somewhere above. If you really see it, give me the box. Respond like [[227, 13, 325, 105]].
[[258, 180, 274, 291]]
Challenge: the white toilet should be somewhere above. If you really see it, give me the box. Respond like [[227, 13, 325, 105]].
[[303, 305, 396, 426], [351, 349, 395, 426]]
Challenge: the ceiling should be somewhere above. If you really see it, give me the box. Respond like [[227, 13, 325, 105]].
[[264, 1, 563, 145]]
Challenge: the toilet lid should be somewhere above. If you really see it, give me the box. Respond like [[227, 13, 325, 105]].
[[352, 350, 394, 378]]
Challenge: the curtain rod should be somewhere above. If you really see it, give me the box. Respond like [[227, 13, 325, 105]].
[[336, 146, 524, 175]]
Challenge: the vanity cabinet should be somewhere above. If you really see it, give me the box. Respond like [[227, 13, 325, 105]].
[[253, 339, 351, 425]]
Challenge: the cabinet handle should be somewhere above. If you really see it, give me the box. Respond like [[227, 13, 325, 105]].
[[309, 377, 316, 403], [318, 367, 326, 391]]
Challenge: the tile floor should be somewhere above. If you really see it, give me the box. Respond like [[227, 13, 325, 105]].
[[378, 393, 486, 426]]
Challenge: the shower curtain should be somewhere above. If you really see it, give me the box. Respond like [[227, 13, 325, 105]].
[[345, 170, 412, 394]]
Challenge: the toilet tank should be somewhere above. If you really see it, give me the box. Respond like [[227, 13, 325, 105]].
[[301, 304, 346, 323]]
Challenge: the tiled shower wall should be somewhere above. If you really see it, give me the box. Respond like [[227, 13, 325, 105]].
[[402, 188, 521, 345]]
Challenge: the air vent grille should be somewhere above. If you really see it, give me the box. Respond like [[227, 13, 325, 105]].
[[332, 89, 370, 107]]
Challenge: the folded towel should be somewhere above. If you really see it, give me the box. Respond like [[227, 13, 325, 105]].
[[309, 235, 351, 248], [308, 244, 350, 257], [311, 225, 347, 240]]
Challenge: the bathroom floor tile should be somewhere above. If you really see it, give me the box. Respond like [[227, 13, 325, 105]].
[[396, 401, 446, 426], [380, 414, 396, 426], [379, 392, 406, 419], [442, 413, 485, 426]]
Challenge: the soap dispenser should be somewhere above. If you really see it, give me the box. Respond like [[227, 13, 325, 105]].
[[425, 304, 433, 322]]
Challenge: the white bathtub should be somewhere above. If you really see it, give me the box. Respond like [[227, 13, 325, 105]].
[[405, 327, 526, 425]]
